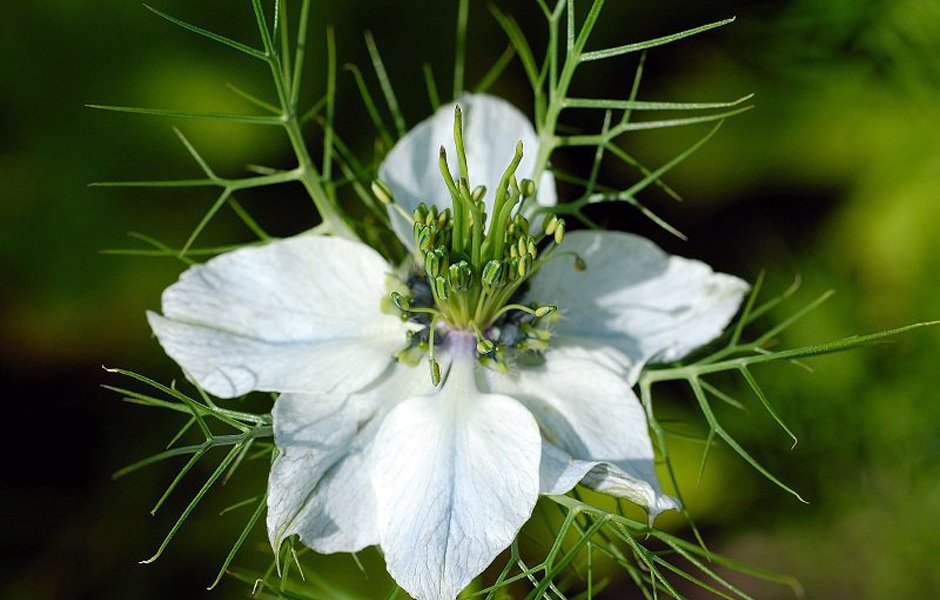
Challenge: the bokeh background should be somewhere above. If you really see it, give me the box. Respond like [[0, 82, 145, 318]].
[[2, 0, 938, 598]]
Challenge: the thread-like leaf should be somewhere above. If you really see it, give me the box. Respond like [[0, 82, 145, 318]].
[[87, 104, 283, 125], [144, 4, 267, 60], [581, 18, 735, 62]]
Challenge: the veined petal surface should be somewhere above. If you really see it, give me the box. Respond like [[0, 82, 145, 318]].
[[148, 235, 406, 398], [527, 230, 748, 382], [372, 355, 541, 600], [487, 347, 678, 518], [379, 93, 557, 250], [267, 361, 436, 554]]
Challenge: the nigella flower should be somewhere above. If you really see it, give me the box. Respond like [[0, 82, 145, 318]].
[[148, 94, 748, 600]]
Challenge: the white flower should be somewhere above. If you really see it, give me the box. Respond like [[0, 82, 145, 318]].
[[148, 94, 748, 600]]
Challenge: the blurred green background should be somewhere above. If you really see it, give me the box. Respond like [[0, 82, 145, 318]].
[[2, 0, 938, 598]]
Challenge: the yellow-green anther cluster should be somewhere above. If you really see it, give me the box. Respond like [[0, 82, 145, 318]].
[[386, 106, 567, 377], [544, 214, 566, 245]]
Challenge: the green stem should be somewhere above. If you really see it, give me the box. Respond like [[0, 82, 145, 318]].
[[283, 113, 357, 240], [253, 0, 358, 241]]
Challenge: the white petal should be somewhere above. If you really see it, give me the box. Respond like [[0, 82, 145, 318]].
[[379, 93, 557, 250], [540, 443, 680, 519], [267, 362, 435, 554], [486, 347, 678, 518], [373, 355, 541, 600], [148, 235, 407, 398], [527, 230, 748, 381]]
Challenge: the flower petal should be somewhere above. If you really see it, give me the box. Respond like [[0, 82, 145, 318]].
[[372, 355, 541, 600], [527, 230, 748, 381], [379, 93, 557, 250], [267, 362, 435, 554], [540, 443, 680, 519], [486, 347, 678, 518], [148, 235, 407, 398]]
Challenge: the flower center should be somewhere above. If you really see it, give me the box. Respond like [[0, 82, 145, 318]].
[[379, 105, 571, 385]]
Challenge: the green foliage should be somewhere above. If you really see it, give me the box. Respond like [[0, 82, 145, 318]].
[[105, 367, 273, 589], [93, 0, 937, 598], [641, 275, 936, 516]]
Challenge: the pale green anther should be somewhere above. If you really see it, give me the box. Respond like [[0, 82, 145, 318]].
[[425, 250, 441, 277], [471, 186, 486, 204], [553, 219, 566, 245], [518, 254, 531, 278], [371, 179, 394, 206], [429, 358, 442, 386], [448, 263, 462, 289], [520, 178, 536, 198], [534, 305, 557, 318], [448, 261, 472, 290], [517, 237, 527, 258], [476, 338, 495, 354], [417, 226, 435, 252], [514, 214, 530, 235], [424, 205, 439, 227], [437, 208, 451, 230], [543, 214, 558, 236], [481, 260, 503, 288], [433, 275, 450, 301], [509, 244, 518, 259], [413, 202, 429, 223], [390, 291, 411, 311], [436, 246, 450, 268], [526, 236, 538, 258]]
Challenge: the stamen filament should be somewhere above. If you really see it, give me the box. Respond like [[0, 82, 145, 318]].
[[490, 303, 556, 321]]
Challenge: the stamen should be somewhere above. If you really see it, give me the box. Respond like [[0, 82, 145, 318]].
[[490, 303, 557, 321], [393, 103, 572, 368], [481, 260, 503, 290], [390, 291, 411, 311], [553, 219, 566, 245], [448, 261, 472, 291], [428, 315, 442, 386], [470, 322, 495, 355], [372, 178, 422, 227], [432, 276, 450, 301], [371, 179, 394, 206], [429, 358, 442, 386]]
